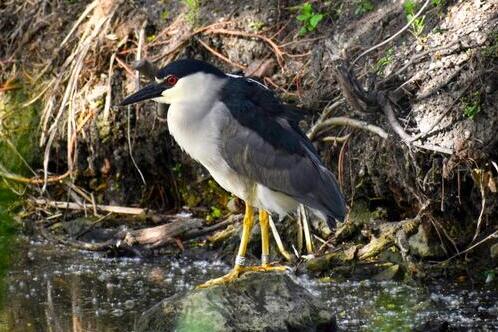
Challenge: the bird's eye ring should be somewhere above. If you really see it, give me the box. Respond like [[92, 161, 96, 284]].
[[166, 75, 178, 86]]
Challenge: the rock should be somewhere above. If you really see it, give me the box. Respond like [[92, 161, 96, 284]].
[[408, 224, 446, 258], [135, 272, 336, 332], [372, 264, 403, 281], [226, 197, 241, 213]]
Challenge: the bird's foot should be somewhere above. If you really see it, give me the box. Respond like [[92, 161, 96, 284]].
[[196, 264, 290, 288], [196, 267, 243, 288], [240, 264, 290, 273]]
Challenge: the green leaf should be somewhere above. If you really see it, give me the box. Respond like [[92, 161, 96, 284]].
[[296, 14, 309, 21], [299, 26, 308, 35], [403, 0, 416, 15], [210, 207, 222, 218], [309, 14, 324, 28], [301, 2, 312, 16]]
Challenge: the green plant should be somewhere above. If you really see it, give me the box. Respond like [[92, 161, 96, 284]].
[[432, 0, 445, 7], [355, 0, 374, 16], [161, 9, 170, 21], [482, 32, 498, 59], [297, 2, 324, 35], [249, 20, 265, 32], [182, 0, 200, 26], [374, 48, 394, 73], [463, 91, 482, 119], [404, 0, 425, 37]]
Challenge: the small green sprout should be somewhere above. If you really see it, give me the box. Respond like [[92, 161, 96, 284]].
[[374, 48, 394, 74], [249, 20, 265, 32], [297, 2, 324, 36], [182, 0, 200, 26], [463, 91, 482, 119], [482, 32, 498, 59], [432, 0, 445, 7], [355, 0, 375, 16], [404, 0, 425, 37], [210, 207, 222, 218], [161, 10, 170, 21], [206, 206, 222, 221]]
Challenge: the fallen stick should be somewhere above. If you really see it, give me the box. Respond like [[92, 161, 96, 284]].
[[33, 199, 146, 215], [40, 216, 236, 252]]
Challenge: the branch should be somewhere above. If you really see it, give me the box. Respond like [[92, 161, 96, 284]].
[[0, 163, 69, 184], [33, 199, 146, 215], [39, 215, 236, 252], [314, 116, 389, 140]]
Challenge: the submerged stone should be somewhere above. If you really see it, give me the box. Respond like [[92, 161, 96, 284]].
[[135, 272, 336, 332], [373, 264, 403, 281]]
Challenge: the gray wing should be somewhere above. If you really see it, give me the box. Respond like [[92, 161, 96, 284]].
[[218, 78, 346, 221]]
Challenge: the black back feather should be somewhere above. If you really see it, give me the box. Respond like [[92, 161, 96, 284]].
[[219, 76, 346, 223]]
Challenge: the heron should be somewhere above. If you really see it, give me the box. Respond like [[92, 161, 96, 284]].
[[120, 59, 346, 287]]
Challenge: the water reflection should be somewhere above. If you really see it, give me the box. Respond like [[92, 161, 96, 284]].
[[0, 237, 497, 331], [1, 239, 231, 331]]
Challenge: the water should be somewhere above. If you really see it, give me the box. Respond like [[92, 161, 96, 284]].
[[0, 235, 496, 332]]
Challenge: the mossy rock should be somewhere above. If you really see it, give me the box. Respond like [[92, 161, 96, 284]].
[[136, 272, 336, 332]]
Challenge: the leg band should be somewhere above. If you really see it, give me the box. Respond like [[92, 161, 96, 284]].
[[235, 255, 247, 266]]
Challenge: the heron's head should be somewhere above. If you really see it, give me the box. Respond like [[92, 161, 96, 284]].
[[120, 59, 226, 106]]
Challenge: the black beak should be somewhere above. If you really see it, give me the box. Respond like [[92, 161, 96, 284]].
[[119, 83, 166, 106]]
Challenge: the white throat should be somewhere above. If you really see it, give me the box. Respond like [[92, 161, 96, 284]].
[[161, 72, 228, 169]]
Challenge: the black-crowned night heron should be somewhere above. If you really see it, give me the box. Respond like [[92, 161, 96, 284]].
[[120, 59, 346, 287]]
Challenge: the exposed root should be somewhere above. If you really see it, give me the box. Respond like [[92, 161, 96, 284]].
[[312, 116, 388, 140], [196, 37, 246, 70], [379, 93, 454, 155], [444, 230, 498, 262], [471, 169, 488, 242]]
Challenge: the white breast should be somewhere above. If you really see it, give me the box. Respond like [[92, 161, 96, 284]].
[[167, 98, 252, 202]]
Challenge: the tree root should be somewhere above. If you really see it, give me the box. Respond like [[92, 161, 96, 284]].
[[331, 59, 454, 155], [306, 216, 422, 273]]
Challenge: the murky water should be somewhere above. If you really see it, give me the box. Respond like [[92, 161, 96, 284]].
[[0, 234, 496, 332]]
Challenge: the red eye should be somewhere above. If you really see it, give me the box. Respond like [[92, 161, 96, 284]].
[[166, 75, 178, 86]]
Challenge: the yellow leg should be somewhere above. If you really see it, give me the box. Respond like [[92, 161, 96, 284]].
[[197, 206, 289, 288], [238, 210, 289, 274], [259, 210, 270, 266], [236, 209, 288, 273], [197, 203, 254, 288]]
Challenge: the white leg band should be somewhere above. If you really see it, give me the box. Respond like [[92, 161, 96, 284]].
[[235, 255, 247, 266], [261, 254, 270, 265]]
